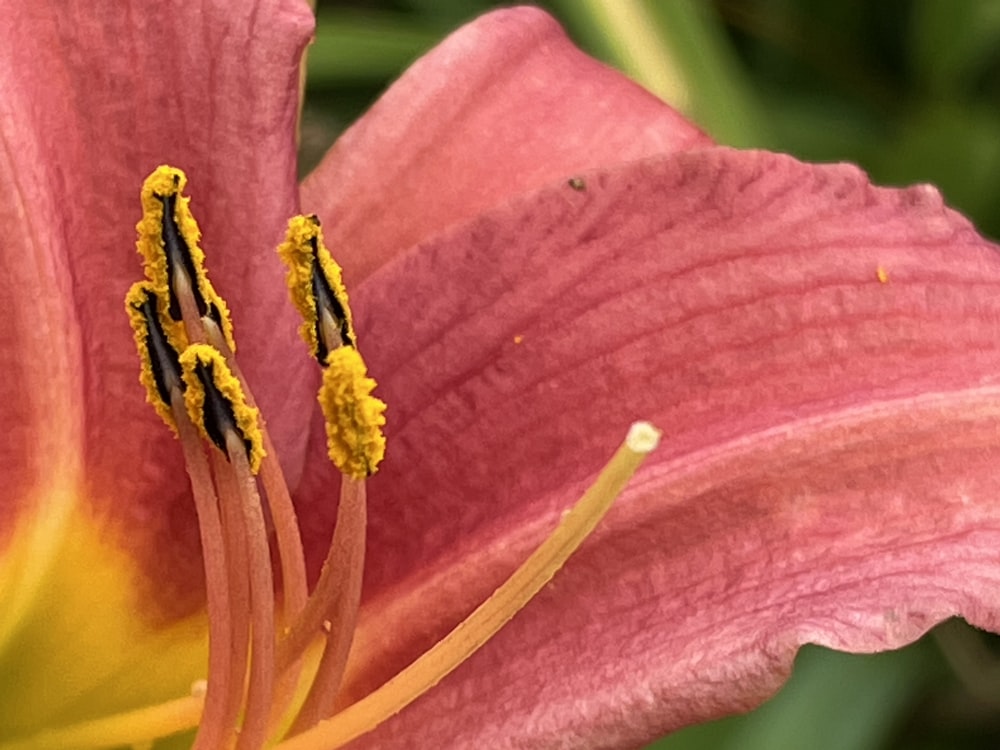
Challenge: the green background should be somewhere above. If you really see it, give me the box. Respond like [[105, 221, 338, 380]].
[[303, 1, 1000, 748]]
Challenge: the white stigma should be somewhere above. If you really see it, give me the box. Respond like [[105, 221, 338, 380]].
[[626, 420, 661, 454]]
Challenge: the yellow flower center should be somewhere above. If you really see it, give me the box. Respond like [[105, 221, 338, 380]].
[[0, 165, 660, 750]]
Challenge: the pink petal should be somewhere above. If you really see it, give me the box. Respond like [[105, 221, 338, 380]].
[[300, 6, 710, 285], [325, 148, 1000, 747], [0, 0, 314, 613]]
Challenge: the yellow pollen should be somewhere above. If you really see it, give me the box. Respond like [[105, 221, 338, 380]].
[[178, 343, 265, 473], [135, 165, 236, 352], [277, 214, 356, 360], [124, 281, 182, 431], [319, 347, 387, 478], [876, 265, 889, 284]]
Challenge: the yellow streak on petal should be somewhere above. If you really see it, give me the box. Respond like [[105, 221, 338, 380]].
[[0, 696, 202, 750], [0, 486, 75, 664], [0, 509, 206, 742]]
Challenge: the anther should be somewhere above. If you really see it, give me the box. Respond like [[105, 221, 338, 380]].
[[178, 344, 265, 473], [124, 281, 185, 430], [136, 165, 236, 351], [277, 214, 356, 364], [318, 347, 387, 478]]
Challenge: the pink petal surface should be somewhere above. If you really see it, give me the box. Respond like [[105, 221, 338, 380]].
[[0, 0, 314, 613], [0, 88, 82, 550], [313, 148, 1000, 747], [300, 6, 711, 285]]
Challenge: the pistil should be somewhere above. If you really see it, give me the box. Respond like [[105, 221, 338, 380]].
[[0, 414, 657, 750], [273, 421, 661, 750]]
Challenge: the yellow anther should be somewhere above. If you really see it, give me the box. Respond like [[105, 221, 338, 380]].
[[277, 214, 356, 364], [318, 347, 386, 479], [178, 344, 265, 474], [125, 281, 183, 431], [135, 165, 236, 352]]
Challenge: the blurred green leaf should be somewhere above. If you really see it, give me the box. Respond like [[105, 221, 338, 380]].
[[307, 10, 443, 86], [549, 0, 770, 148], [750, 88, 883, 166], [871, 102, 1000, 240], [641, 0, 771, 148], [403, 0, 492, 27], [909, 0, 1000, 97]]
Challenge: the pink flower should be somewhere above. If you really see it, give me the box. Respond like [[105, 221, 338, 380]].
[[2, 2, 1000, 749]]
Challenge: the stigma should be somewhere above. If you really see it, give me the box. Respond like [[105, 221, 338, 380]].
[[105, 165, 661, 750]]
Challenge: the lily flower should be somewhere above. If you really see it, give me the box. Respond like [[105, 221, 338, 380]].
[[2, 2, 1000, 750]]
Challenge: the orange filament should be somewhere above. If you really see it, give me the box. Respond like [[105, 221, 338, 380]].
[[211, 449, 252, 747], [222, 430, 277, 750], [285, 477, 367, 735], [169, 394, 233, 750], [204, 322, 310, 630]]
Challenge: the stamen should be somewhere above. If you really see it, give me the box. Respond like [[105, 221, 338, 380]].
[[136, 171, 311, 740], [124, 170, 317, 750], [178, 344, 265, 474], [135, 165, 235, 351], [272, 421, 661, 750], [317, 347, 386, 479], [276, 214, 356, 364], [272, 213, 387, 734], [125, 282, 236, 748], [137, 173, 310, 646], [177, 345, 276, 746]]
